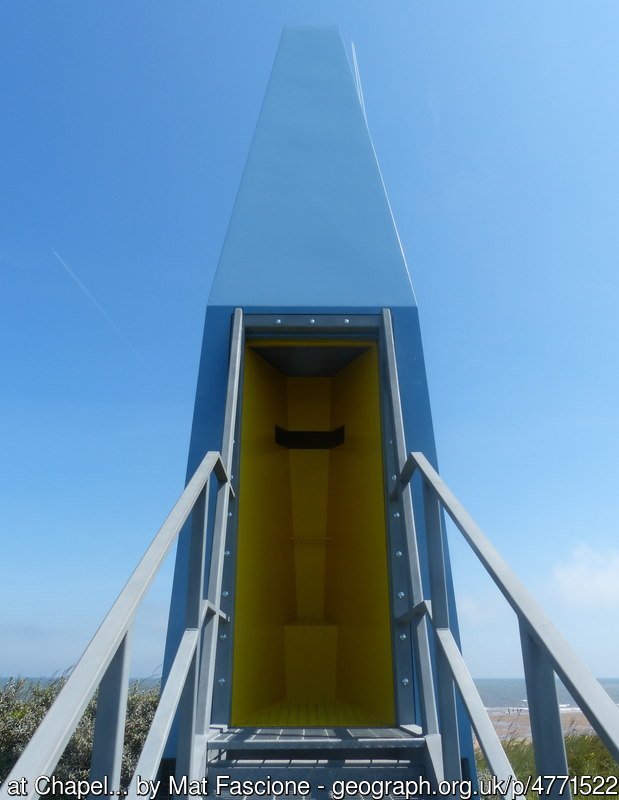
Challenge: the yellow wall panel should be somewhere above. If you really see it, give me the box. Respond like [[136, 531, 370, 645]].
[[326, 347, 395, 723], [232, 341, 394, 726], [231, 349, 295, 724]]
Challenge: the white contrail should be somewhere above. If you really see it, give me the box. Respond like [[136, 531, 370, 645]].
[[51, 248, 151, 369]]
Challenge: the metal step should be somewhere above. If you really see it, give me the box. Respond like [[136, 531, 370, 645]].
[[205, 762, 430, 800], [207, 726, 425, 754], [204, 726, 430, 798]]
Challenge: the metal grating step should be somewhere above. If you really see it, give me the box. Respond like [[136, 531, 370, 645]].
[[208, 727, 426, 752], [206, 762, 430, 800]]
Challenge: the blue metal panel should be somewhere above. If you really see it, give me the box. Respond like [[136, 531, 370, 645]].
[[393, 306, 476, 778], [163, 26, 474, 774], [208, 27, 416, 311]]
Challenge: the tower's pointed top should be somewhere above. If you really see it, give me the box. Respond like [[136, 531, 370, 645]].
[[208, 26, 416, 310]]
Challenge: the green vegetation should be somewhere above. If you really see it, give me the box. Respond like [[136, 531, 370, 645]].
[[561, 731, 619, 778], [0, 676, 158, 786], [1, 678, 617, 796], [477, 729, 619, 798]]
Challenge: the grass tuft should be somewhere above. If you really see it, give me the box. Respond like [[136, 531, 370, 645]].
[[476, 728, 619, 798]]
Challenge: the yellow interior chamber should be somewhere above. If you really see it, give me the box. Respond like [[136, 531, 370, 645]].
[[231, 341, 395, 726]]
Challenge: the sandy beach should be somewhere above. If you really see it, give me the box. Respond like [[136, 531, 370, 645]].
[[487, 708, 594, 740]]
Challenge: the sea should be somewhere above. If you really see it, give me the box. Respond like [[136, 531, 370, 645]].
[[2, 676, 619, 714], [474, 677, 619, 714]]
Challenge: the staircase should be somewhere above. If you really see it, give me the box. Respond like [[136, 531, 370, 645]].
[[203, 726, 429, 800], [2, 310, 619, 800]]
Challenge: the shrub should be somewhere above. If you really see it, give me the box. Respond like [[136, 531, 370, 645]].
[[0, 677, 159, 787]]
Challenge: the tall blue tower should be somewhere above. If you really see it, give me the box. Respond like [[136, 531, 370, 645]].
[[163, 25, 475, 782], [7, 24, 619, 800]]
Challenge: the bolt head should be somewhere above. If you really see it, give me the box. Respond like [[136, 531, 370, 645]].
[[222, 590, 229, 598], [309, 318, 316, 324], [224, 550, 230, 557], [344, 318, 350, 324], [397, 591, 405, 599], [393, 512, 400, 518], [400, 633, 407, 641], [219, 633, 227, 640], [395, 550, 403, 558], [275, 319, 282, 324], [391, 474, 397, 481], [218, 678, 226, 685], [401, 678, 410, 686]]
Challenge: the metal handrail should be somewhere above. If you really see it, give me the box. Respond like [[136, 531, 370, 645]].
[[435, 628, 520, 791], [0, 450, 228, 797], [400, 450, 619, 769]]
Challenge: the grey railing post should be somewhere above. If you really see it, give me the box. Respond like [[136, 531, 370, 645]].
[[184, 483, 210, 630], [196, 308, 243, 746], [89, 630, 132, 789], [175, 481, 211, 778], [422, 479, 461, 782], [412, 450, 619, 764], [435, 628, 518, 794], [381, 310, 441, 759], [195, 469, 235, 742], [520, 620, 570, 798], [0, 451, 220, 800]]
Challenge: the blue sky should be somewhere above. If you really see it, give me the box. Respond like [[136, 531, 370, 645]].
[[2, 2, 619, 680]]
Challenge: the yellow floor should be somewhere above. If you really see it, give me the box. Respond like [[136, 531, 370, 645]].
[[238, 697, 376, 727]]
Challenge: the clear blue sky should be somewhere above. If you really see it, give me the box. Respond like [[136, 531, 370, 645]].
[[2, 1, 619, 680]]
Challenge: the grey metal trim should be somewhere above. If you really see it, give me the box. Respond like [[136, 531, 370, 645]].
[[175, 481, 211, 778], [127, 628, 200, 796], [424, 733, 445, 784], [520, 621, 570, 798], [174, 642, 200, 779], [194, 481, 231, 738], [197, 309, 244, 742], [434, 628, 519, 798], [405, 450, 619, 763], [381, 309, 440, 743], [205, 765, 428, 791], [204, 600, 227, 621], [221, 309, 243, 476], [390, 455, 416, 500], [377, 313, 416, 727], [210, 311, 246, 727], [423, 481, 461, 780], [184, 484, 210, 629], [243, 313, 381, 335], [207, 732, 425, 752], [89, 630, 132, 788]]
